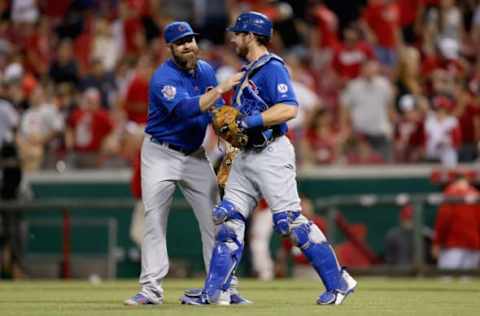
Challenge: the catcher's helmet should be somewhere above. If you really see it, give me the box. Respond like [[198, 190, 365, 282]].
[[227, 12, 272, 38], [164, 21, 198, 44]]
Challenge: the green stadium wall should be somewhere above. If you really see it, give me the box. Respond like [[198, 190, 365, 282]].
[[24, 167, 443, 278]]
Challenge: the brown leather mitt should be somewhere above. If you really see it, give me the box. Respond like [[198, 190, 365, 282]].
[[212, 106, 248, 148], [217, 145, 239, 189]]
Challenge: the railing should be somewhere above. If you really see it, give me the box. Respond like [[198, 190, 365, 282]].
[[315, 193, 480, 275], [1, 195, 479, 277]]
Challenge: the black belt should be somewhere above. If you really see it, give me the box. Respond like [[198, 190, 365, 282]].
[[245, 129, 285, 150], [150, 137, 197, 155]]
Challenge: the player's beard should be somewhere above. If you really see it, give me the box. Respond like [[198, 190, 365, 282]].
[[171, 47, 199, 72], [235, 43, 249, 60]]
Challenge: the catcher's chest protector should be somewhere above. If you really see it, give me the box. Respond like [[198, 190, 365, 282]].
[[233, 53, 285, 115]]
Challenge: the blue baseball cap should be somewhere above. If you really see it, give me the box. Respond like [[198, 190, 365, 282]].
[[163, 21, 198, 44]]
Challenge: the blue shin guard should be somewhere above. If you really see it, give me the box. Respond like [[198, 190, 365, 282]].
[[203, 224, 244, 302], [291, 223, 342, 291]]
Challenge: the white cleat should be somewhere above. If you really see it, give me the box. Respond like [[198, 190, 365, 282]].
[[317, 269, 357, 305]]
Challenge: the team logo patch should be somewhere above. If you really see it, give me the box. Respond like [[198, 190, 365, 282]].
[[248, 80, 259, 94], [161, 85, 176, 100], [277, 83, 288, 93]]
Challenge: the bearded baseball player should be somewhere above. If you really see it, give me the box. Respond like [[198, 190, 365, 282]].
[[180, 12, 357, 306], [124, 21, 249, 305]]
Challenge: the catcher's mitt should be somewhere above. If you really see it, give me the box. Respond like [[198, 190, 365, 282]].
[[217, 145, 239, 189], [212, 106, 248, 148]]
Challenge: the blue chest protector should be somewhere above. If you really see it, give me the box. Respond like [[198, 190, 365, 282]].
[[232, 54, 289, 149]]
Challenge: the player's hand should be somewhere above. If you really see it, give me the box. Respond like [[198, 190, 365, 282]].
[[236, 117, 248, 131], [217, 72, 244, 93]]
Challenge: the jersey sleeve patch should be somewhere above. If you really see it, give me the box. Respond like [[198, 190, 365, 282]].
[[277, 83, 289, 94], [161, 85, 177, 100]]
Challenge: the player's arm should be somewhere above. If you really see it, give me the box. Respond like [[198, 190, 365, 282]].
[[199, 72, 243, 112], [250, 103, 298, 127], [239, 62, 298, 129], [154, 72, 243, 119]]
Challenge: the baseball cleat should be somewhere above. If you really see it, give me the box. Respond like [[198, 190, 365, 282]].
[[180, 293, 209, 305], [229, 287, 253, 304], [180, 290, 226, 305], [182, 287, 251, 305], [317, 269, 357, 305], [230, 293, 252, 304], [124, 293, 162, 305]]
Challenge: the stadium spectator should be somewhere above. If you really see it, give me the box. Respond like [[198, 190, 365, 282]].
[[0, 0, 478, 171], [332, 24, 375, 82], [285, 53, 322, 151], [80, 58, 117, 109], [193, 0, 229, 45], [346, 135, 386, 165], [395, 45, 422, 97], [423, 0, 463, 49], [11, 0, 39, 25], [456, 84, 480, 162], [393, 94, 426, 163], [385, 205, 416, 266], [361, 0, 401, 68], [119, 0, 146, 60], [16, 84, 64, 171], [424, 95, 461, 167], [22, 17, 51, 77], [433, 174, 480, 270], [308, 0, 339, 68], [0, 82, 19, 146], [48, 39, 80, 88], [340, 59, 396, 162], [384, 204, 434, 266], [65, 88, 114, 169], [422, 38, 467, 83], [301, 108, 346, 165], [397, 0, 424, 44], [91, 16, 122, 73], [121, 54, 153, 125]]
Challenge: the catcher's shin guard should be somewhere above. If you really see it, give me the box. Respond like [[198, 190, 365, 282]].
[[290, 222, 343, 292], [204, 223, 244, 303]]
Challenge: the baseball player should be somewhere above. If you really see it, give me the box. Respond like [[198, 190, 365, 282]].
[[124, 21, 246, 305], [181, 12, 357, 306]]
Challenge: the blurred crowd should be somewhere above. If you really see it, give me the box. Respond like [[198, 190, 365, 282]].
[[1, 0, 480, 173]]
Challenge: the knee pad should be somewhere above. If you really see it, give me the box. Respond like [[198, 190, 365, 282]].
[[213, 200, 246, 225], [290, 222, 327, 249], [272, 210, 300, 236]]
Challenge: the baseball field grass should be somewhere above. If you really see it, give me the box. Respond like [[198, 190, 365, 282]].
[[1, 277, 479, 316]]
